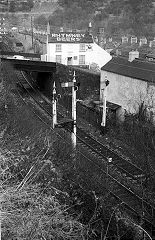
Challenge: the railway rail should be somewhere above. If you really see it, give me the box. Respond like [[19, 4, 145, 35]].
[[4, 65, 155, 236], [77, 128, 144, 179]]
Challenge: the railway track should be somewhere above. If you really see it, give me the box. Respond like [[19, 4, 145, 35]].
[[77, 128, 144, 179], [11, 68, 155, 235], [77, 145, 154, 219]]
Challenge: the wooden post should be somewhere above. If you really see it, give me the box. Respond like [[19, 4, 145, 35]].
[[46, 22, 50, 62], [30, 16, 34, 49]]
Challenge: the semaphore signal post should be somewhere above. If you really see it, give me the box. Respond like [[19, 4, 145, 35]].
[[101, 75, 109, 127], [52, 81, 57, 129], [61, 71, 78, 148]]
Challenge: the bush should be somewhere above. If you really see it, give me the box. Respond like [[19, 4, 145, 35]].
[[2, 185, 85, 240]]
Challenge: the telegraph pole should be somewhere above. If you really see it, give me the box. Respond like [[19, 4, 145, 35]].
[[24, 19, 26, 40], [31, 16, 33, 48], [46, 22, 50, 62], [52, 81, 57, 128], [101, 76, 109, 127]]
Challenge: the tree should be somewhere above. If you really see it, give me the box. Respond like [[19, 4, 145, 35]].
[[27, 0, 34, 10], [9, 1, 15, 12], [125, 0, 153, 13], [122, 0, 153, 35]]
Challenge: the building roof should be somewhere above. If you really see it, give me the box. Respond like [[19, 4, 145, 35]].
[[101, 56, 155, 83], [48, 32, 93, 44], [146, 53, 155, 58]]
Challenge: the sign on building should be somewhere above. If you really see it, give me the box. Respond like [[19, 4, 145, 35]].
[[50, 33, 86, 42]]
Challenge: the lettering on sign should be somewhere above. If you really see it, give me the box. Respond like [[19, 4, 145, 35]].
[[51, 33, 85, 42]]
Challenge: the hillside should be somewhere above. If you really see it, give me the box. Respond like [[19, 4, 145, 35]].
[[4, 0, 155, 39], [31, 0, 58, 16], [32, 0, 155, 38]]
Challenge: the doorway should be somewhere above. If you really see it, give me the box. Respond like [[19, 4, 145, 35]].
[[67, 57, 72, 65]]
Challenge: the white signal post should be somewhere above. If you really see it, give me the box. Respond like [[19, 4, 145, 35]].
[[72, 71, 77, 148], [101, 76, 108, 127], [52, 81, 57, 128], [61, 71, 78, 148]]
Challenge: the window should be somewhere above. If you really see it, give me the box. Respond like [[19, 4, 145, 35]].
[[74, 56, 77, 60], [79, 44, 85, 52], [55, 44, 62, 52], [56, 55, 62, 63], [79, 55, 85, 65], [131, 37, 137, 44]]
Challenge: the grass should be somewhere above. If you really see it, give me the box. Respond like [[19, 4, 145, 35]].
[[0, 77, 86, 239], [0, 61, 150, 239]]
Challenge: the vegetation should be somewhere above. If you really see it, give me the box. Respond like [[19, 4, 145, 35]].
[[0, 61, 85, 239], [8, 0, 34, 12], [0, 61, 149, 239], [2, 185, 85, 240], [109, 101, 155, 194], [33, 0, 155, 37]]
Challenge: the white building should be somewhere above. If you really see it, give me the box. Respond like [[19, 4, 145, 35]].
[[100, 55, 155, 123], [41, 31, 112, 69]]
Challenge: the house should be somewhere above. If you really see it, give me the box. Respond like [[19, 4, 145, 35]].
[[41, 26, 112, 69], [100, 55, 155, 123], [0, 1, 8, 12]]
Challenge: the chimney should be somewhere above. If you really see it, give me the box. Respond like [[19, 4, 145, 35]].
[[97, 27, 105, 47], [116, 49, 122, 56], [128, 50, 139, 62], [88, 22, 92, 35]]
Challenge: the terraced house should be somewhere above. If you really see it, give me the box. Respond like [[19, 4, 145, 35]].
[[100, 55, 155, 123]]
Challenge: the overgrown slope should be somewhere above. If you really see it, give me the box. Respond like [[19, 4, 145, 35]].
[[34, 0, 155, 37]]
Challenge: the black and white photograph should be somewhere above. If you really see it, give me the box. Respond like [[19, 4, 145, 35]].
[[0, 0, 155, 239]]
